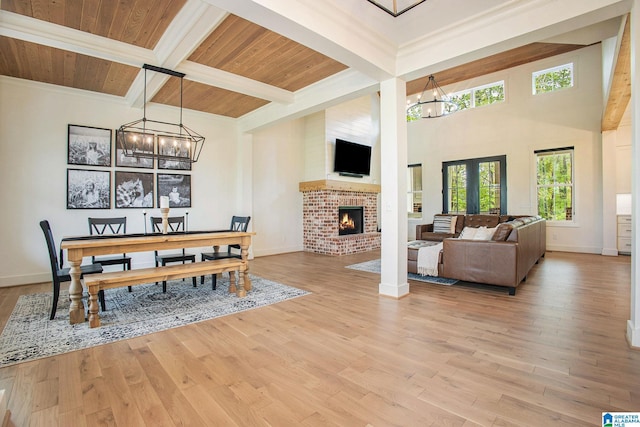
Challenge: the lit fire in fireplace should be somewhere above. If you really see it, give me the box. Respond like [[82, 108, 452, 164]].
[[339, 213, 356, 231]]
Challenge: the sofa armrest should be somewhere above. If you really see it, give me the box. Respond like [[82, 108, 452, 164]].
[[416, 223, 434, 239], [441, 239, 519, 287]]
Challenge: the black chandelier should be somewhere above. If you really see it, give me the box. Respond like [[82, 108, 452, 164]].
[[117, 64, 205, 163], [407, 74, 458, 119]]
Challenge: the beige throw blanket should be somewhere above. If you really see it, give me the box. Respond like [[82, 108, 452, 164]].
[[417, 242, 443, 276]]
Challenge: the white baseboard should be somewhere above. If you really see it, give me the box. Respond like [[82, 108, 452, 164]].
[[601, 248, 619, 256], [627, 320, 640, 349], [252, 245, 303, 257], [545, 244, 601, 254], [0, 272, 49, 288], [379, 281, 410, 298]]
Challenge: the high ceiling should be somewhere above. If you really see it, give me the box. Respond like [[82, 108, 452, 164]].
[[0, 0, 631, 131]]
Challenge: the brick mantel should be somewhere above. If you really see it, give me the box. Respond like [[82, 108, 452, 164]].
[[299, 180, 381, 255]]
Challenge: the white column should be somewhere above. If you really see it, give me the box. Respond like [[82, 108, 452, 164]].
[[628, 0, 640, 348], [379, 78, 409, 298], [602, 130, 618, 256], [239, 132, 254, 259]]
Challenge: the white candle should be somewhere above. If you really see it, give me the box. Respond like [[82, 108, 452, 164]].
[[160, 196, 169, 208]]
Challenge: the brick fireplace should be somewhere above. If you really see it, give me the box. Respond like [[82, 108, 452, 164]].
[[299, 180, 381, 255]]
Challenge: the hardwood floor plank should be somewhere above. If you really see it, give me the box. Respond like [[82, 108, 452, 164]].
[[0, 250, 637, 426]]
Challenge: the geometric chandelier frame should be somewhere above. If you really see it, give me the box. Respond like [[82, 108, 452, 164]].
[[116, 64, 205, 163]]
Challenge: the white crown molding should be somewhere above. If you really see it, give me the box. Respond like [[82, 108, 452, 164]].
[[238, 69, 378, 133], [0, 74, 128, 105], [179, 61, 294, 104], [0, 10, 155, 67]]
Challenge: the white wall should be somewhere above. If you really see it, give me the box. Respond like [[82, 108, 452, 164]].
[[251, 119, 305, 257], [0, 77, 239, 286], [407, 44, 605, 253]]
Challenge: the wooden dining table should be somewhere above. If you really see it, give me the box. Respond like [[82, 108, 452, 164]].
[[60, 230, 255, 325]]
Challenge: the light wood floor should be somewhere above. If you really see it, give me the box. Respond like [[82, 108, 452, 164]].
[[0, 250, 637, 426]]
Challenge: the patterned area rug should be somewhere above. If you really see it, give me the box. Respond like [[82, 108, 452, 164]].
[[346, 259, 458, 285], [0, 275, 309, 368]]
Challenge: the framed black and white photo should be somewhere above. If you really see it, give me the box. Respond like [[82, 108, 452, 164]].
[[115, 130, 154, 169], [114, 171, 154, 208], [67, 169, 111, 209], [157, 173, 191, 208], [68, 124, 111, 166], [157, 134, 192, 171]]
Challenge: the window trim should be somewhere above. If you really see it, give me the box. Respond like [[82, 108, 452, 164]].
[[407, 163, 422, 219], [532, 62, 574, 95], [442, 155, 507, 214], [449, 80, 505, 112], [534, 147, 575, 223]]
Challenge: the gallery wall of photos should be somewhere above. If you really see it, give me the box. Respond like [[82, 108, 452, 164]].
[[66, 124, 192, 210]]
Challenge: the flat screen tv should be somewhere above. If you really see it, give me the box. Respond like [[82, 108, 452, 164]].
[[333, 139, 371, 177]]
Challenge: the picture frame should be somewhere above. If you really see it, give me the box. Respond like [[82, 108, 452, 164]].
[[157, 134, 192, 171], [157, 173, 191, 208], [67, 169, 111, 209], [115, 131, 154, 169], [67, 124, 112, 167], [114, 171, 154, 208]]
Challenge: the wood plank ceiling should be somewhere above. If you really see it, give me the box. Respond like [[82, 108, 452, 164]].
[[0, 0, 630, 126]]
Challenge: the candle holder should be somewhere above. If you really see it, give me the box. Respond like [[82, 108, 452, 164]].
[[161, 208, 170, 234]]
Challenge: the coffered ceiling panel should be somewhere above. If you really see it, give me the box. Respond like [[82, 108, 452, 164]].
[[2, 0, 186, 49], [153, 78, 270, 118], [189, 14, 348, 92], [0, 36, 138, 96]]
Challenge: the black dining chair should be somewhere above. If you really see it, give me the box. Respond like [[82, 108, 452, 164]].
[[150, 216, 197, 292], [200, 216, 250, 287], [88, 217, 132, 292], [40, 220, 105, 320]]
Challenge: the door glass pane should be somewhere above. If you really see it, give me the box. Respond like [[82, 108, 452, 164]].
[[479, 160, 501, 214], [447, 164, 467, 214]]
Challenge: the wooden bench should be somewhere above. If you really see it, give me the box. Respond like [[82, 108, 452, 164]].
[[83, 259, 245, 327]]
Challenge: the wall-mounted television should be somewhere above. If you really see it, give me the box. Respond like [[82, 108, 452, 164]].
[[333, 138, 372, 177]]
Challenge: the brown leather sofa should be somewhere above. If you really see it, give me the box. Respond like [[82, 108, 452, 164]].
[[410, 215, 546, 295]]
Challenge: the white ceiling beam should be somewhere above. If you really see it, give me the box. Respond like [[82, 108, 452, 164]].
[[179, 61, 294, 104], [200, 0, 397, 81], [238, 69, 379, 133], [127, 0, 229, 108], [0, 10, 155, 66]]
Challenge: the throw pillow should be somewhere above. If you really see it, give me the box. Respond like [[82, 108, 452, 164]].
[[449, 216, 458, 234], [459, 226, 478, 239], [433, 216, 452, 234], [492, 223, 514, 241], [473, 226, 497, 240]]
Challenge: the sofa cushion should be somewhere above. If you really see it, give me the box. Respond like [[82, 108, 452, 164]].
[[473, 226, 497, 240], [492, 223, 514, 241], [433, 215, 454, 233], [459, 226, 478, 239]]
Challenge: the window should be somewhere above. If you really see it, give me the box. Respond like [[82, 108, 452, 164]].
[[536, 147, 573, 221], [408, 164, 422, 218], [443, 155, 506, 214], [448, 81, 505, 112], [532, 63, 573, 94]]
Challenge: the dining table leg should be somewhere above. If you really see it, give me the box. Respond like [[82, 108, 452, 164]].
[[67, 255, 86, 324], [241, 238, 252, 292], [87, 284, 100, 328]]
